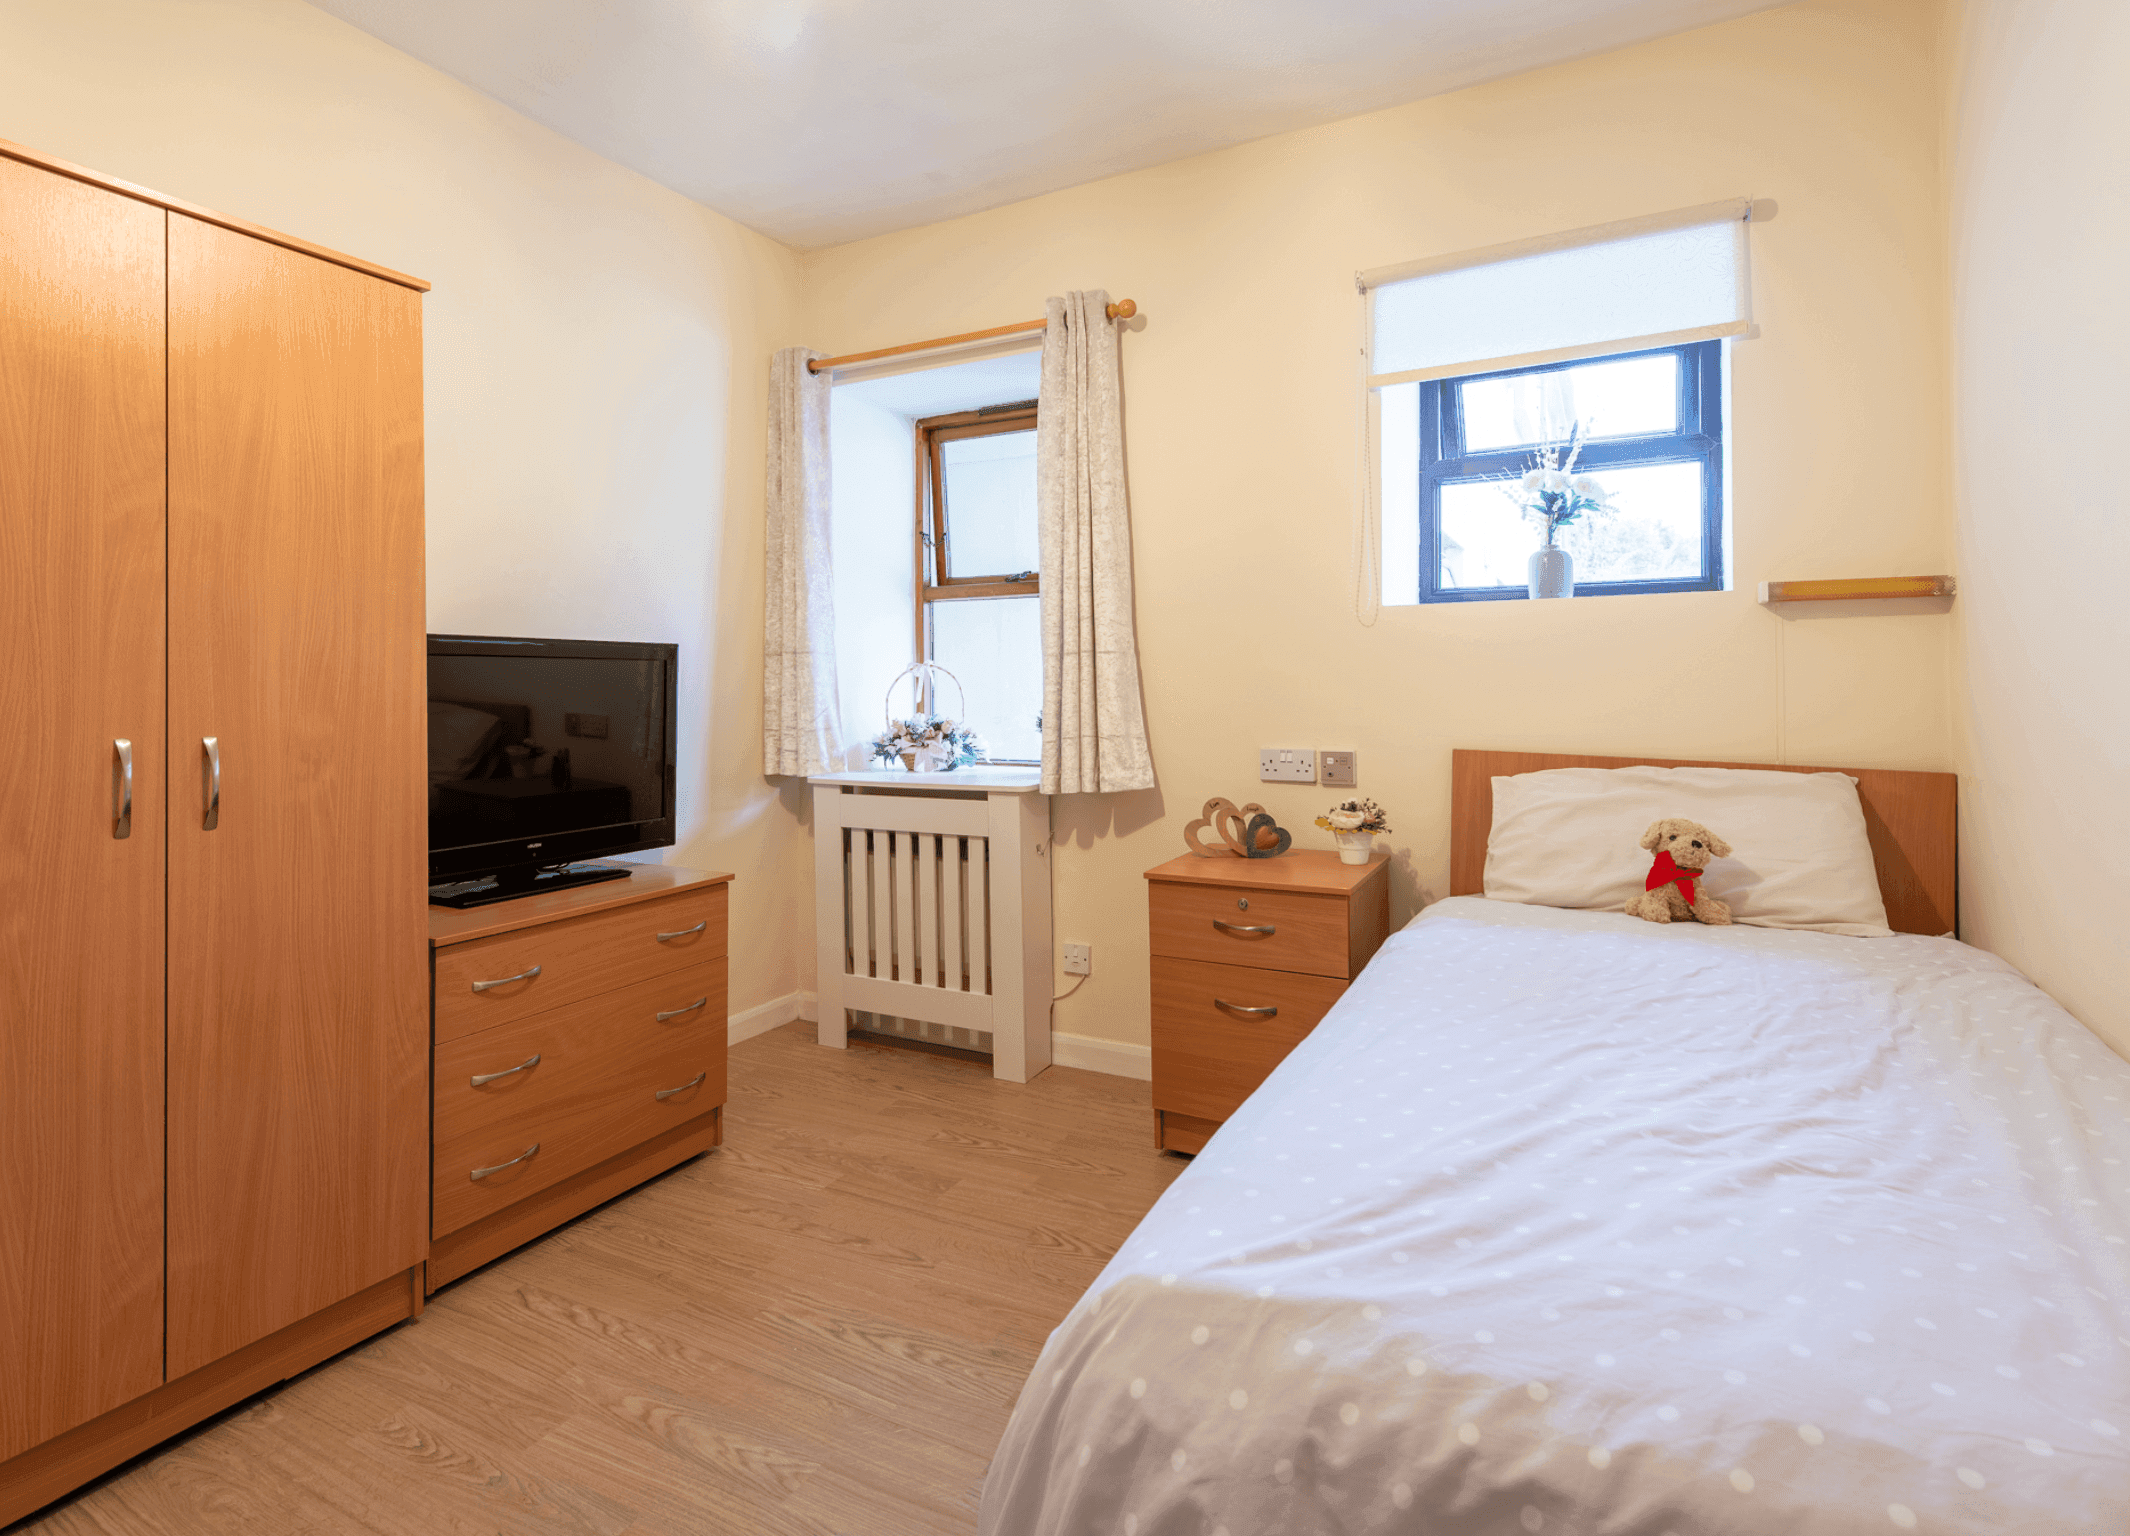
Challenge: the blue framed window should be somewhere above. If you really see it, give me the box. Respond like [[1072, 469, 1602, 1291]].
[[1413, 341, 1724, 602]]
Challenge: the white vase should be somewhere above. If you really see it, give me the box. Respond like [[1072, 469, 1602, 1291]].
[[1528, 543, 1574, 599], [1332, 830, 1374, 865]]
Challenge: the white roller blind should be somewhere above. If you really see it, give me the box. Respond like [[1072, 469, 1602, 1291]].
[[1363, 199, 1759, 387]]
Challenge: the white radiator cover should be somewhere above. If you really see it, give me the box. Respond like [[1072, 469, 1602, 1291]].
[[809, 770, 1053, 1081]]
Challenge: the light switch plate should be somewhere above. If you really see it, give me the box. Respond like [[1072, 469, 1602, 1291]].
[[1321, 749, 1357, 788], [1259, 748, 1317, 783], [1062, 943, 1091, 976]]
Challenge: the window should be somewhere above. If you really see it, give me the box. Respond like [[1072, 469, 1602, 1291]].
[[917, 401, 1041, 761], [1360, 198, 1762, 612], [1411, 341, 1724, 601]]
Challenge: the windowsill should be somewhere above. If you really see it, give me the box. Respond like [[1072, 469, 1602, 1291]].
[[811, 766, 1044, 792]]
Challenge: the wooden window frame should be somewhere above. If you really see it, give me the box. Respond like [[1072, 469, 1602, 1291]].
[[912, 404, 1041, 755], [1413, 340, 1725, 603]]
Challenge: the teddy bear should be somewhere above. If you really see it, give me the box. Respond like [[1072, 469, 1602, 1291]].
[[1624, 817, 1734, 925]]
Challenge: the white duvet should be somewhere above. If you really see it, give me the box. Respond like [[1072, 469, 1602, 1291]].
[[981, 898, 2130, 1535]]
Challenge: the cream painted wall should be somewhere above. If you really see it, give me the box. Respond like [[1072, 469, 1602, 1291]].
[[0, 0, 813, 1017], [1948, 0, 2130, 1055], [800, 0, 1959, 1049]]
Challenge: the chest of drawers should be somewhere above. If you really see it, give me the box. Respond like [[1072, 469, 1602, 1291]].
[[1144, 850, 1389, 1153], [426, 864, 732, 1289]]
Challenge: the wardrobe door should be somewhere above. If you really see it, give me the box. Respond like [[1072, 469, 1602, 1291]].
[[0, 158, 167, 1456], [165, 215, 427, 1375]]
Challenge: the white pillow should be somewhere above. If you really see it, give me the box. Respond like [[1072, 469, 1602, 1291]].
[[1483, 765, 1891, 936]]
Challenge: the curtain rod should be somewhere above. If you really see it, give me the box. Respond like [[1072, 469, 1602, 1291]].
[[808, 299, 1137, 374]]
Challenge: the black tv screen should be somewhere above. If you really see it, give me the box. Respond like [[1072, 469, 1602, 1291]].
[[427, 635, 677, 886]]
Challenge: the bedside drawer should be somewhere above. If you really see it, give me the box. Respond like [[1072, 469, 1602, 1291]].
[[432, 959, 727, 1236], [1150, 956, 1347, 1123], [1149, 880, 1354, 977], [434, 883, 726, 1044]]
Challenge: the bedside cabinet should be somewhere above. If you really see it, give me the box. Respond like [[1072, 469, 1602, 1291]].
[[1144, 851, 1390, 1153]]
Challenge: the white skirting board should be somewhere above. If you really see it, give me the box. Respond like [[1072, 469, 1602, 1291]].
[[730, 990, 1150, 1081], [1051, 1032, 1152, 1080], [729, 990, 819, 1046]]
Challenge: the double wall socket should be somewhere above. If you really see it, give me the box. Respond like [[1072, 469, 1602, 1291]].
[[1259, 748, 1317, 783]]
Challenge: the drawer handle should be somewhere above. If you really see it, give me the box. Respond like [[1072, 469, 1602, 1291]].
[[657, 920, 707, 941], [468, 1052, 541, 1088], [471, 964, 542, 993], [656, 996, 709, 1022], [1214, 999, 1279, 1020], [1212, 919, 1276, 936], [469, 1143, 540, 1180], [655, 1071, 707, 1102]]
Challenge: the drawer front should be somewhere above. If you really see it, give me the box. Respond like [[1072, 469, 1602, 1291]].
[[433, 959, 727, 1236], [434, 882, 727, 1044], [1150, 957, 1347, 1124], [1148, 880, 1352, 977]]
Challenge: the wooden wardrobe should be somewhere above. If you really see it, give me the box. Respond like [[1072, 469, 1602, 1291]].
[[0, 139, 428, 1523]]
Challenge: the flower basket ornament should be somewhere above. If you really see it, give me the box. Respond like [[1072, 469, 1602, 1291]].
[[870, 662, 985, 772]]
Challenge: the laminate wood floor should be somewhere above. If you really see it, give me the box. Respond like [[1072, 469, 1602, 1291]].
[[15, 1023, 1184, 1536]]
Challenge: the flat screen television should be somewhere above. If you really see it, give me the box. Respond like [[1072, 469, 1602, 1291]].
[[427, 634, 677, 907]]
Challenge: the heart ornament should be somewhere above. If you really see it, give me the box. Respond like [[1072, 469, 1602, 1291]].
[[1184, 797, 1273, 857], [1243, 812, 1292, 859]]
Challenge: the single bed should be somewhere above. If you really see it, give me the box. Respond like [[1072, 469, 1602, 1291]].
[[979, 753, 2128, 1535]]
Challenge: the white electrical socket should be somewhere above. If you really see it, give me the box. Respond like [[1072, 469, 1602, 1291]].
[[1062, 943, 1092, 976], [1258, 748, 1317, 783]]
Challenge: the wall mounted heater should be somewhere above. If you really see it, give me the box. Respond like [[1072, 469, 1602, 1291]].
[[810, 770, 1053, 1082]]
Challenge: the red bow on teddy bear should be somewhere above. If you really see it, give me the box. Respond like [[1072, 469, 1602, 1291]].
[[1644, 848, 1699, 906]]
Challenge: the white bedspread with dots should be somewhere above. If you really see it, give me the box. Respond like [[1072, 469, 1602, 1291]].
[[979, 896, 2130, 1536]]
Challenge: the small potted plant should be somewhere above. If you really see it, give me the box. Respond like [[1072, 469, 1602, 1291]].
[[1501, 422, 1612, 599], [1315, 798, 1390, 864]]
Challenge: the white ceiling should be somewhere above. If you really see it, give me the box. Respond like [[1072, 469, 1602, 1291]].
[[309, 0, 1778, 250]]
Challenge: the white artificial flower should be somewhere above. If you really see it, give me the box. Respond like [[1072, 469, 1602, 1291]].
[[1541, 469, 1571, 493], [1520, 469, 1544, 492], [1328, 810, 1365, 831], [1572, 475, 1604, 497]]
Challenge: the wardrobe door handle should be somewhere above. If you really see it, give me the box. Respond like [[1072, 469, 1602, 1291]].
[[1214, 999, 1279, 1020], [469, 1143, 540, 1180], [656, 996, 708, 1022], [657, 921, 707, 941], [468, 1053, 541, 1088], [113, 739, 133, 839], [1212, 919, 1276, 936], [201, 736, 220, 831], [471, 964, 542, 993], [655, 1071, 706, 1102]]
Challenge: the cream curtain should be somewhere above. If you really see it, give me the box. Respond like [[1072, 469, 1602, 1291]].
[[1038, 291, 1154, 795], [762, 346, 843, 777]]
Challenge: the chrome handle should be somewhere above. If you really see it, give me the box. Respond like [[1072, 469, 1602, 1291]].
[[471, 964, 542, 993], [656, 996, 708, 1022], [1212, 919, 1276, 936], [201, 737, 220, 831], [113, 739, 133, 839], [655, 1071, 706, 1102], [656, 920, 707, 941], [1214, 999, 1279, 1020], [468, 1052, 541, 1088], [469, 1143, 540, 1180]]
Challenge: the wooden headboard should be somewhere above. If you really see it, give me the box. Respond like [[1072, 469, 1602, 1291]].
[[1449, 749, 1958, 936]]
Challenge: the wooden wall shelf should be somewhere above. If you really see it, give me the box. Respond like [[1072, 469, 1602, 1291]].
[[1757, 575, 1955, 603]]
